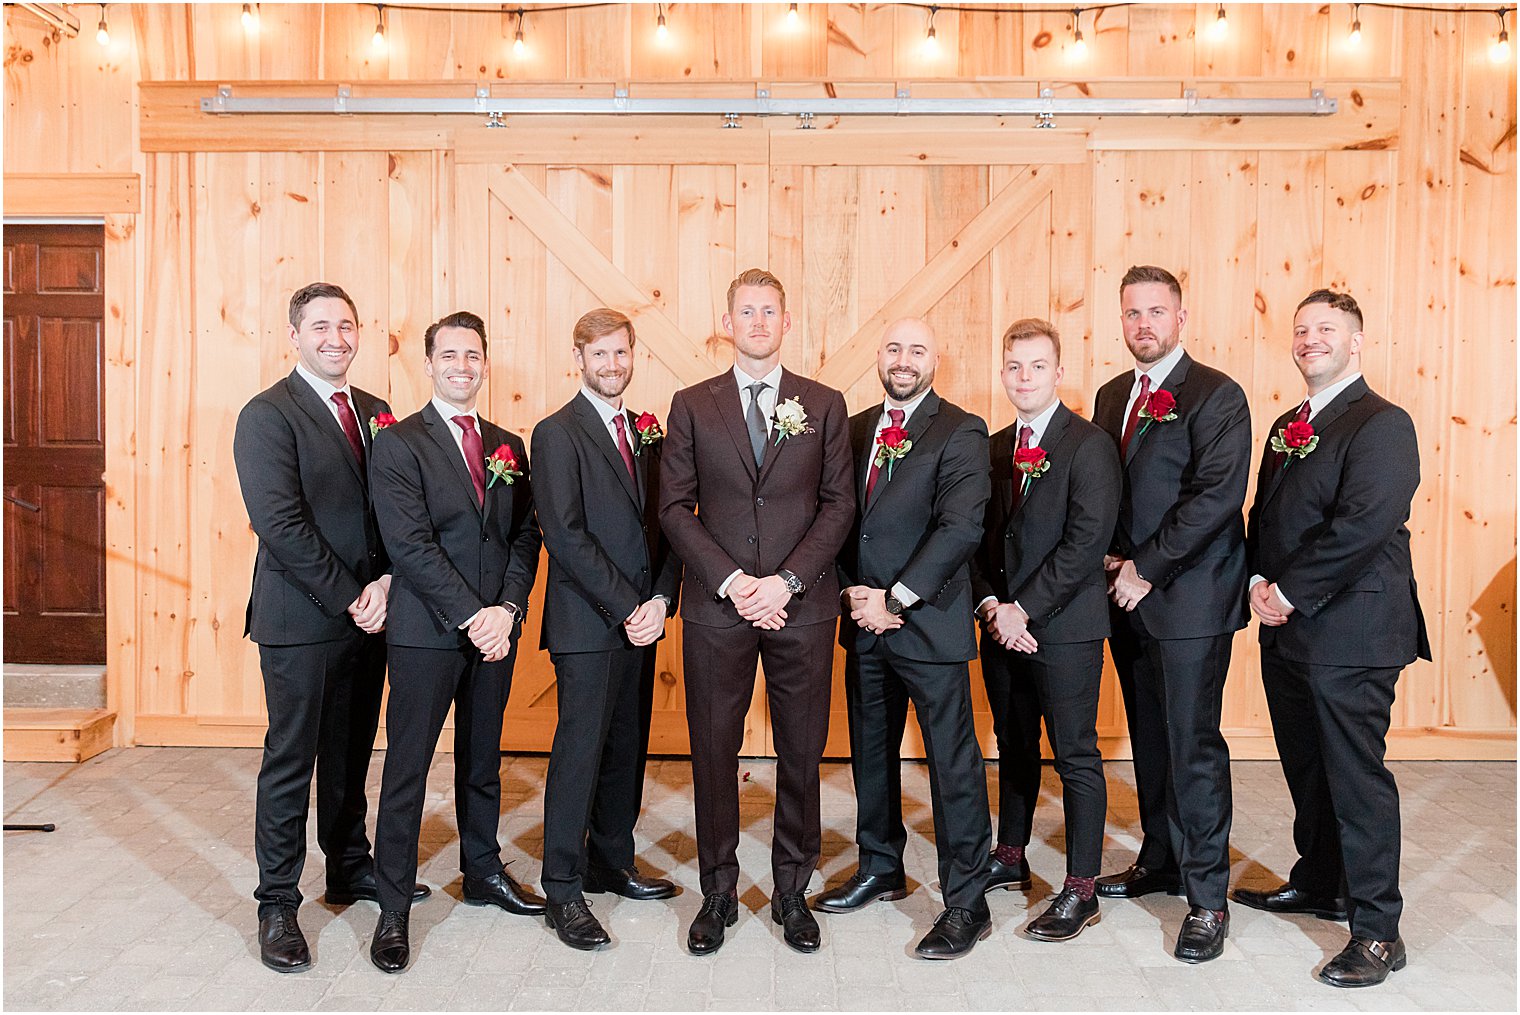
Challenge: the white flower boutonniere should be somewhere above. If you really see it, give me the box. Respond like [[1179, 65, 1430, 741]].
[[772, 397, 814, 445]]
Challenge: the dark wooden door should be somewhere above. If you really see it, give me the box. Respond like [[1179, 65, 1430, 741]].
[[3, 223, 107, 664]]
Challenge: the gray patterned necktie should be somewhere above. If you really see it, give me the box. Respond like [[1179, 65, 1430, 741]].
[[745, 381, 769, 467]]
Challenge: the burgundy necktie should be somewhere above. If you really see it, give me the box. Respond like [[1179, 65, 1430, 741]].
[[1273, 398, 1312, 470], [1120, 373, 1151, 458], [330, 391, 365, 467], [1010, 424, 1033, 513], [612, 413, 637, 481], [453, 414, 486, 506], [865, 408, 905, 502]]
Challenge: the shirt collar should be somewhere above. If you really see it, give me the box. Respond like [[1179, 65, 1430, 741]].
[[1306, 371, 1363, 419], [878, 388, 932, 429], [431, 396, 479, 429], [579, 386, 625, 429], [1015, 398, 1062, 447], [734, 362, 783, 394], [1133, 342, 1187, 391], [295, 361, 352, 405]]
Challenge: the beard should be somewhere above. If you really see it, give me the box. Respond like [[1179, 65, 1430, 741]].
[[881, 366, 933, 402], [585, 366, 632, 399]]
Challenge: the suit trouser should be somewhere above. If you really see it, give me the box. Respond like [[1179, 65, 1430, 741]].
[[683, 618, 834, 897], [373, 642, 517, 913], [1261, 647, 1403, 940], [981, 637, 1107, 878], [541, 644, 657, 904], [845, 648, 992, 913], [1109, 612, 1234, 910], [253, 633, 386, 916]]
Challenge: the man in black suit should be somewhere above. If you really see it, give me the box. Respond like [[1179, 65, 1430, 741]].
[[814, 317, 993, 959], [366, 311, 545, 973], [1091, 265, 1251, 963], [1237, 289, 1429, 988], [234, 282, 427, 973], [971, 319, 1121, 943], [531, 308, 682, 950], [659, 269, 855, 955]]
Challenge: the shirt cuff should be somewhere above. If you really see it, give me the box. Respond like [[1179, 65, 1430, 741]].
[[1273, 585, 1295, 611], [976, 596, 998, 619], [890, 582, 919, 607], [459, 609, 483, 630], [718, 569, 742, 599]]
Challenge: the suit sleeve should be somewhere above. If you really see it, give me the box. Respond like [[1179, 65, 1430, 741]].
[[531, 418, 645, 624], [778, 387, 858, 591], [649, 447, 683, 608], [369, 398, 393, 577], [895, 417, 991, 603], [1014, 432, 1121, 621], [658, 388, 744, 596], [969, 433, 1003, 606], [1130, 380, 1252, 588], [233, 397, 364, 616], [495, 433, 541, 610], [370, 428, 487, 624], [1274, 408, 1420, 618]]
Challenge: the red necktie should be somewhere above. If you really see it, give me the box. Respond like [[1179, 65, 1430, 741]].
[[865, 408, 905, 502], [612, 413, 637, 481], [453, 414, 486, 506], [1010, 424, 1033, 512], [330, 391, 365, 467], [1273, 398, 1312, 469], [1120, 373, 1151, 458]]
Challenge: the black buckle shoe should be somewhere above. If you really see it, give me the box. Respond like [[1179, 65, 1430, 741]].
[[812, 869, 908, 913], [1024, 889, 1100, 942], [546, 899, 611, 951], [583, 864, 678, 901], [1319, 936, 1406, 987], [687, 892, 738, 955], [1095, 864, 1185, 899], [1174, 905, 1228, 963], [369, 911, 410, 973], [914, 907, 993, 959], [772, 892, 821, 952], [985, 853, 1032, 892], [324, 873, 431, 906], [1231, 883, 1348, 921], [258, 906, 311, 973], [462, 870, 547, 916]]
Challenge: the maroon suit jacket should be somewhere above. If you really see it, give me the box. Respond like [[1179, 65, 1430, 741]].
[[658, 367, 855, 629]]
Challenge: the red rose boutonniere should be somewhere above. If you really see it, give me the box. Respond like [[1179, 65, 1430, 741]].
[[368, 412, 397, 438], [485, 443, 522, 488], [873, 424, 913, 480], [1270, 419, 1319, 466], [1137, 389, 1178, 437], [632, 411, 664, 456], [1014, 446, 1050, 493]]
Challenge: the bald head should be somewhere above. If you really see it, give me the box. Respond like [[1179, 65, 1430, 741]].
[[878, 317, 939, 404]]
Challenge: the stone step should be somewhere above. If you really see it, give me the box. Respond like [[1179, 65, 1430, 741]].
[[2, 664, 107, 709]]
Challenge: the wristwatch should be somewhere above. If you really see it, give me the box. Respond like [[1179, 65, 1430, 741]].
[[885, 593, 905, 616], [777, 569, 805, 596]]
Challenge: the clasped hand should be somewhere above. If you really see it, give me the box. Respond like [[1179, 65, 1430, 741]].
[[730, 574, 790, 630], [843, 586, 903, 636], [466, 605, 515, 662], [347, 574, 391, 634], [984, 602, 1038, 653], [1106, 556, 1152, 612], [1249, 580, 1294, 627], [623, 597, 669, 646]]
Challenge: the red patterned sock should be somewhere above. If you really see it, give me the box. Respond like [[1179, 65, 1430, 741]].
[[993, 843, 1025, 866], [1064, 874, 1097, 900]]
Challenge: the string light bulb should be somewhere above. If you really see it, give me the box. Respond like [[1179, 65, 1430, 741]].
[[1070, 9, 1087, 59], [1347, 4, 1362, 46], [1210, 4, 1228, 39], [241, 3, 259, 32], [371, 5, 386, 50], [95, 4, 109, 46], [787, 2, 799, 25], [656, 3, 668, 40], [1492, 9, 1510, 63], [922, 6, 939, 55], [513, 9, 526, 56]]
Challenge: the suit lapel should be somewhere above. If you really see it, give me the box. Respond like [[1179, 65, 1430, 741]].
[[1125, 350, 1191, 469], [628, 409, 650, 511], [284, 371, 366, 488], [423, 402, 485, 519], [1011, 403, 1071, 523], [709, 374, 759, 483], [850, 409, 877, 509], [478, 417, 512, 528], [571, 394, 640, 510], [758, 368, 802, 483], [1262, 378, 1366, 509], [863, 391, 942, 519]]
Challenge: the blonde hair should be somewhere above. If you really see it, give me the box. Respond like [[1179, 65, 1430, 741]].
[[726, 268, 787, 314], [572, 308, 636, 350], [1001, 318, 1061, 363]]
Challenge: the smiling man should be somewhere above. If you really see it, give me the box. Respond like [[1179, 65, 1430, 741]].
[[1239, 289, 1429, 988]]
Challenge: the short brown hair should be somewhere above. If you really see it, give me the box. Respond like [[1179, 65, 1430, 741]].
[[1001, 318, 1061, 363], [726, 268, 787, 314], [572, 308, 636, 351], [1296, 288, 1364, 331], [289, 282, 358, 329], [424, 311, 487, 357], [1120, 265, 1183, 303]]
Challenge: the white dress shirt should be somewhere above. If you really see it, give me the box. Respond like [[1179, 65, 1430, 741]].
[[718, 363, 786, 599], [977, 397, 1062, 617], [429, 397, 494, 629], [579, 386, 626, 441], [1249, 371, 1365, 611], [295, 361, 362, 437], [866, 388, 934, 607]]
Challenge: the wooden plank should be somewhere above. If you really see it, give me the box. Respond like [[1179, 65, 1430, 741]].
[[4, 174, 140, 215], [103, 213, 137, 747], [631, 2, 751, 80], [1127, 4, 1196, 77], [1192, 2, 1264, 76], [323, 152, 391, 396], [387, 151, 437, 416], [488, 163, 719, 387], [814, 167, 1052, 391], [1261, 2, 1330, 78], [954, 7, 1024, 77], [3, 709, 115, 763], [1322, 151, 1396, 390], [770, 128, 1087, 166], [1253, 151, 1326, 432], [457, 125, 769, 165], [824, 2, 898, 79]]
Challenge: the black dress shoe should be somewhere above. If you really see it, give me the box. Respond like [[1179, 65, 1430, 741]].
[[369, 911, 410, 974], [583, 864, 678, 901], [812, 869, 908, 912], [772, 892, 821, 952], [1173, 905, 1229, 963], [462, 871, 547, 916], [984, 854, 1032, 892], [914, 907, 993, 959], [258, 906, 311, 973], [1095, 864, 1184, 899], [687, 892, 738, 955], [324, 873, 432, 906], [546, 899, 611, 951], [1319, 936, 1406, 987], [1024, 889, 1100, 942], [1232, 883, 1347, 921]]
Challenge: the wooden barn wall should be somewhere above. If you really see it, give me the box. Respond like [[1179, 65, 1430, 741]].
[[3, 3, 1513, 759]]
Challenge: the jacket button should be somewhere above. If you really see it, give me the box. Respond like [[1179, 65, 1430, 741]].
[[747, 536, 756, 544], [483, 534, 490, 542], [756, 497, 765, 506], [641, 566, 648, 574], [861, 534, 871, 542]]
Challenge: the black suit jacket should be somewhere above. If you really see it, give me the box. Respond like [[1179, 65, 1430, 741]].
[[1093, 350, 1251, 639], [659, 367, 855, 629], [370, 403, 541, 650], [531, 393, 681, 653], [234, 370, 390, 646], [836, 392, 989, 664], [971, 402, 1121, 645], [1246, 377, 1431, 668]]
